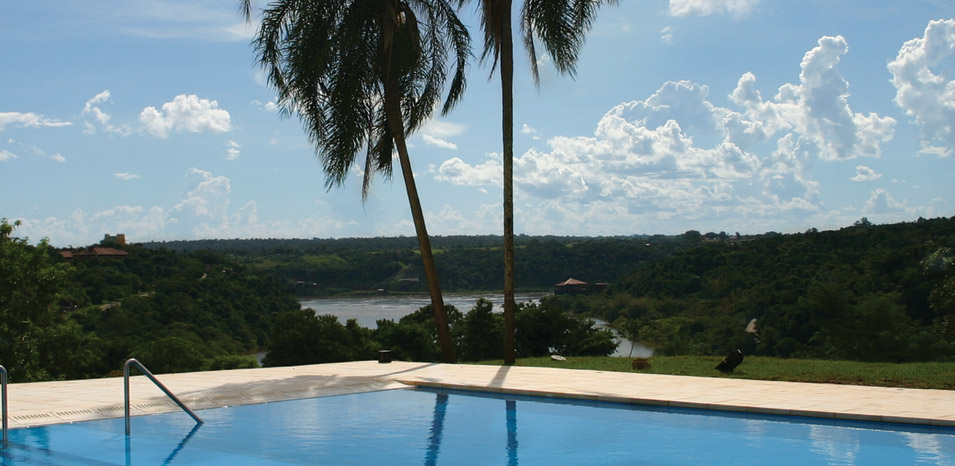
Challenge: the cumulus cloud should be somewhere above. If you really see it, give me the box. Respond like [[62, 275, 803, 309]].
[[82, 90, 131, 135], [435, 155, 502, 186], [668, 0, 760, 19], [888, 19, 955, 156], [140, 94, 231, 138], [851, 166, 881, 182], [12, 165, 359, 246], [434, 34, 896, 233], [0, 112, 71, 131], [864, 188, 913, 216], [730, 36, 896, 160], [172, 167, 232, 220]]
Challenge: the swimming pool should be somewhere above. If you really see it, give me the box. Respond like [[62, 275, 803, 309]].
[[3, 387, 954, 464]]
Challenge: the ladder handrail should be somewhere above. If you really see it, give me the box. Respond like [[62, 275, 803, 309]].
[[0, 365, 7, 448], [124, 358, 202, 435]]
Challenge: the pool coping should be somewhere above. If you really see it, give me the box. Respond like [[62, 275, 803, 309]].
[[4, 361, 954, 429]]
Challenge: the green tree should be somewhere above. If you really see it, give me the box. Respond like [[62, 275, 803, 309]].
[[263, 311, 367, 366], [0, 219, 91, 381], [455, 298, 504, 361], [459, 0, 618, 364], [242, 0, 470, 363], [514, 301, 615, 357]]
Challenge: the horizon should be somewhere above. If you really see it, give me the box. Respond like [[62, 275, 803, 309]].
[[54, 214, 948, 249], [3, 1, 955, 248]]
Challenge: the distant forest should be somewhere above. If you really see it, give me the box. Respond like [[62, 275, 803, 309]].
[[549, 217, 955, 363], [143, 233, 710, 294], [5, 216, 952, 382]]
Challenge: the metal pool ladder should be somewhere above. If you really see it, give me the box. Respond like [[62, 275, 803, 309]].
[[124, 358, 203, 435], [0, 365, 7, 448]]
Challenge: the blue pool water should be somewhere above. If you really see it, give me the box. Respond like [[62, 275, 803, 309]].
[[3, 388, 954, 465]]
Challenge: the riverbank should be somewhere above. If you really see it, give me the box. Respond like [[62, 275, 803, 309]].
[[299, 291, 550, 328]]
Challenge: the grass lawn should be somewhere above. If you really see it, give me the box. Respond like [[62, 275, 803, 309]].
[[475, 356, 955, 390]]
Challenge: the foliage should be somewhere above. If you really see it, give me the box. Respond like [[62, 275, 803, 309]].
[[242, 0, 472, 364], [476, 356, 955, 390], [262, 298, 615, 365], [0, 219, 100, 381], [550, 217, 955, 362], [454, 298, 504, 361], [67, 244, 299, 368], [263, 310, 378, 367], [514, 301, 616, 357], [144, 235, 688, 294]]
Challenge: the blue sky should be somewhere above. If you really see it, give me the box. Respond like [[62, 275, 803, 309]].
[[3, 0, 954, 247]]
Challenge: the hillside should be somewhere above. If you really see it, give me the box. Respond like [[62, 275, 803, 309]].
[[549, 216, 955, 362], [143, 234, 698, 294]]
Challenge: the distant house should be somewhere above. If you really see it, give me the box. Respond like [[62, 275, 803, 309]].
[[554, 278, 607, 295], [59, 247, 129, 260]]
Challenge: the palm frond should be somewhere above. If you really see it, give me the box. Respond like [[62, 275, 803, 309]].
[[246, 0, 470, 196]]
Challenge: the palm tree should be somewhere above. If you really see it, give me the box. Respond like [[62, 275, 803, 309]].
[[241, 0, 469, 363], [459, 0, 617, 364]]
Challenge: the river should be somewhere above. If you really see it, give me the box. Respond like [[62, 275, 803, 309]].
[[298, 292, 652, 357]]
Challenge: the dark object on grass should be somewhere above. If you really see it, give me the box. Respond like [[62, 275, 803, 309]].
[[715, 349, 743, 373], [631, 357, 652, 370]]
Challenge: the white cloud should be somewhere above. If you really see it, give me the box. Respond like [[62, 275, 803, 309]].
[[730, 36, 896, 161], [851, 166, 882, 182], [102, 1, 255, 42], [82, 90, 132, 135], [864, 188, 913, 216], [668, 0, 760, 19], [115, 173, 141, 180], [172, 167, 232, 220], [888, 19, 955, 156], [434, 34, 896, 233], [422, 135, 458, 150], [226, 140, 240, 160], [661, 26, 674, 45], [0, 112, 71, 131], [3, 138, 68, 163], [140, 94, 231, 138], [251, 99, 279, 112], [435, 156, 502, 186], [11, 164, 358, 246], [420, 120, 465, 150]]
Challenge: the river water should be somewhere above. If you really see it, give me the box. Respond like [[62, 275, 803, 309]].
[[298, 292, 652, 357]]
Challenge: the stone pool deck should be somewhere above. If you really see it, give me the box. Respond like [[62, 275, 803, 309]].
[[6, 361, 955, 428]]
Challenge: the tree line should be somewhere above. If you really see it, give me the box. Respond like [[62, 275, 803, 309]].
[[1, 219, 619, 380], [0, 220, 299, 381], [263, 299, 617, 367], [144, 235, 695, 294], [548, 216, 955, 363]]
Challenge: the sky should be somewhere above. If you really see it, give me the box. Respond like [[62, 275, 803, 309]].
[[2, 0, 955, 247]]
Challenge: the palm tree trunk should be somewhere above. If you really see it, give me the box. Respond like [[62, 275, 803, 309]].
[[501, 0, 517, 365], [384, 85, 457, 364]]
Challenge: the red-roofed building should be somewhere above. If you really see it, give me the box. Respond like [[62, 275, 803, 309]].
[[554, 278, 606, 295], [60, 247, 129, 260]]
